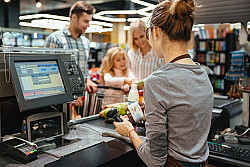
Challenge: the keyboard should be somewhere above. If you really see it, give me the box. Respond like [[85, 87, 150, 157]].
[[208, 142, 250, 163]]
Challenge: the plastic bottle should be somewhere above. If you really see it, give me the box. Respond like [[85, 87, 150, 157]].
[[128, 83, 139, 104]]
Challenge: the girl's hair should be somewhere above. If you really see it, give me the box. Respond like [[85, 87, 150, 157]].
[[150, 0, 196, 42], [128, 19, 150, 50], [100, 47, 128, 83]]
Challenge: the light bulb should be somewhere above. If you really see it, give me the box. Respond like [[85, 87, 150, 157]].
[[4, 0, 11, 2], [36, 1, 42, 8]]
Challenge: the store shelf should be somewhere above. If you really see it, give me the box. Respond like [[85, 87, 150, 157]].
[[195, 33, 237, 95]]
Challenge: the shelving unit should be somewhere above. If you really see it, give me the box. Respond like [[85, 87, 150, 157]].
[[195, 33, 236, 95]]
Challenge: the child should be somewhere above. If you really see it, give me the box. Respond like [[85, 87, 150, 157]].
[[100, 47, 136, 94]]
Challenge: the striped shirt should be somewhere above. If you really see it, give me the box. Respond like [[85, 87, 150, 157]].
[[45, 27, 90, 79], [127, 48, 165, 81]]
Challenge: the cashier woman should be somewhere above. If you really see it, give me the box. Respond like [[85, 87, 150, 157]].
[[114, 0, 213, 167]]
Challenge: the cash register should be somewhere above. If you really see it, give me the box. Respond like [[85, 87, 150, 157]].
[[0, 51, 85, 163]]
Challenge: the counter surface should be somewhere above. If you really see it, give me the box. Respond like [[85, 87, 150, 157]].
[[0, 117, 145, 167], [1, 112, 250, 167]]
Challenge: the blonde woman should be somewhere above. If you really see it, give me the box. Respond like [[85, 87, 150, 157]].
[[127, 19, 165, 81], [100, 47, 136, 95]]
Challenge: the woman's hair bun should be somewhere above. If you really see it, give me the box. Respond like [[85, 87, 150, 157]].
[[170, 0, 196, 20]]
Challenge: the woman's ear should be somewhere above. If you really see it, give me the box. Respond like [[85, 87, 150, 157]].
[[153, 27, 160, 40]]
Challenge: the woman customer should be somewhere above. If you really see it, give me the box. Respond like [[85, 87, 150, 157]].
[[127, 19, 165, 81], [114, 0, 213, 167]]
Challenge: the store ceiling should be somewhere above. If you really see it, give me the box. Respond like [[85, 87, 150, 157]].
[[20, 0, 158, 16], [20, 0, 250, 24]]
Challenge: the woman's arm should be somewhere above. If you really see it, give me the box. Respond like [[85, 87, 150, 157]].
[[113, 116, 144, 150], [137, 76, 169, 167]]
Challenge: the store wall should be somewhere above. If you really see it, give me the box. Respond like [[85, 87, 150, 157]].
[[111, 22, 126, 45]]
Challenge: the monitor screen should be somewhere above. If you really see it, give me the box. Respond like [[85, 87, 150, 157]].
[[8, 55, 73, 111], [15, 60, 66, 100]]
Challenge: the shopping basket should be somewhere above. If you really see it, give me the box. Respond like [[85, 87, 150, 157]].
[[83, 86, 128, 117]]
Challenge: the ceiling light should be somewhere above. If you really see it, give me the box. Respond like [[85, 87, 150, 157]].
[[127, 18, 140, 22], [90, 21, 113, 27], [103, 10, 137, 15], [113, 18, 127, 22], [19, 14, 69, 21], [33, 32, 38, 39], [4, 0, 11, 3], [24, 35, 28, 40], [36, 0, 42, 8]]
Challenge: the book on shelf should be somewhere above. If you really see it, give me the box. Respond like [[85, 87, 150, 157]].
[[198, 28, 207, 39], [213, 65, 221, 75], [199, 41, 206, 51], [206, 52, 215, 63], [215, 41, 226, 51], [213, 79, 224, 90], [221, 65, 225, 75], [220, 53, 226, 63], [215, 53, 220, 63], [198, 26, 229, 39]]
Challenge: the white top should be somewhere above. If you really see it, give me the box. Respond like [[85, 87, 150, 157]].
[[127, 48, 165, 81], [102, 68, 135, 108], [104, 68, 135, 87]]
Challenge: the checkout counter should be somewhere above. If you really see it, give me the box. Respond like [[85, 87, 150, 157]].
[[0, 115, 146, 167], [0, 50, 145, 167], [0, 97, 249, 167], [0, 50, 249, 167]]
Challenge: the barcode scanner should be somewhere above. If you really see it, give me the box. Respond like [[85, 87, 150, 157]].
[[106, 107, 122, 122]]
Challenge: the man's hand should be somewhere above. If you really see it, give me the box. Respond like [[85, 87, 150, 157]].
[[87, 78, 97, 93], [75, 97, 83, 107]]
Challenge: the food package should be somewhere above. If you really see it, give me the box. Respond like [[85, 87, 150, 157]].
[[100, 103, 127, 121]]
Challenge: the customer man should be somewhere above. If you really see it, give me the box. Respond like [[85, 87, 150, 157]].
[[45, 1, 97, 106]]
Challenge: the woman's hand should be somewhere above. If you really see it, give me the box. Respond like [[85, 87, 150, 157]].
[[113, 116, 134, 137], [121, 84, 130, 92]]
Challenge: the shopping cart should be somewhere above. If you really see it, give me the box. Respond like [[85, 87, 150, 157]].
[[83, 86, 128, 117]]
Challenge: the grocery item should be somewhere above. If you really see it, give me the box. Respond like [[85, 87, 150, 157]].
[[128, 83, 139, 104], [138, 90, 143, 102], [125, 101, 145, 123], [102, 102, 128, 110], [99, 103, 127, 121], [137, 79, 145, 90]]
